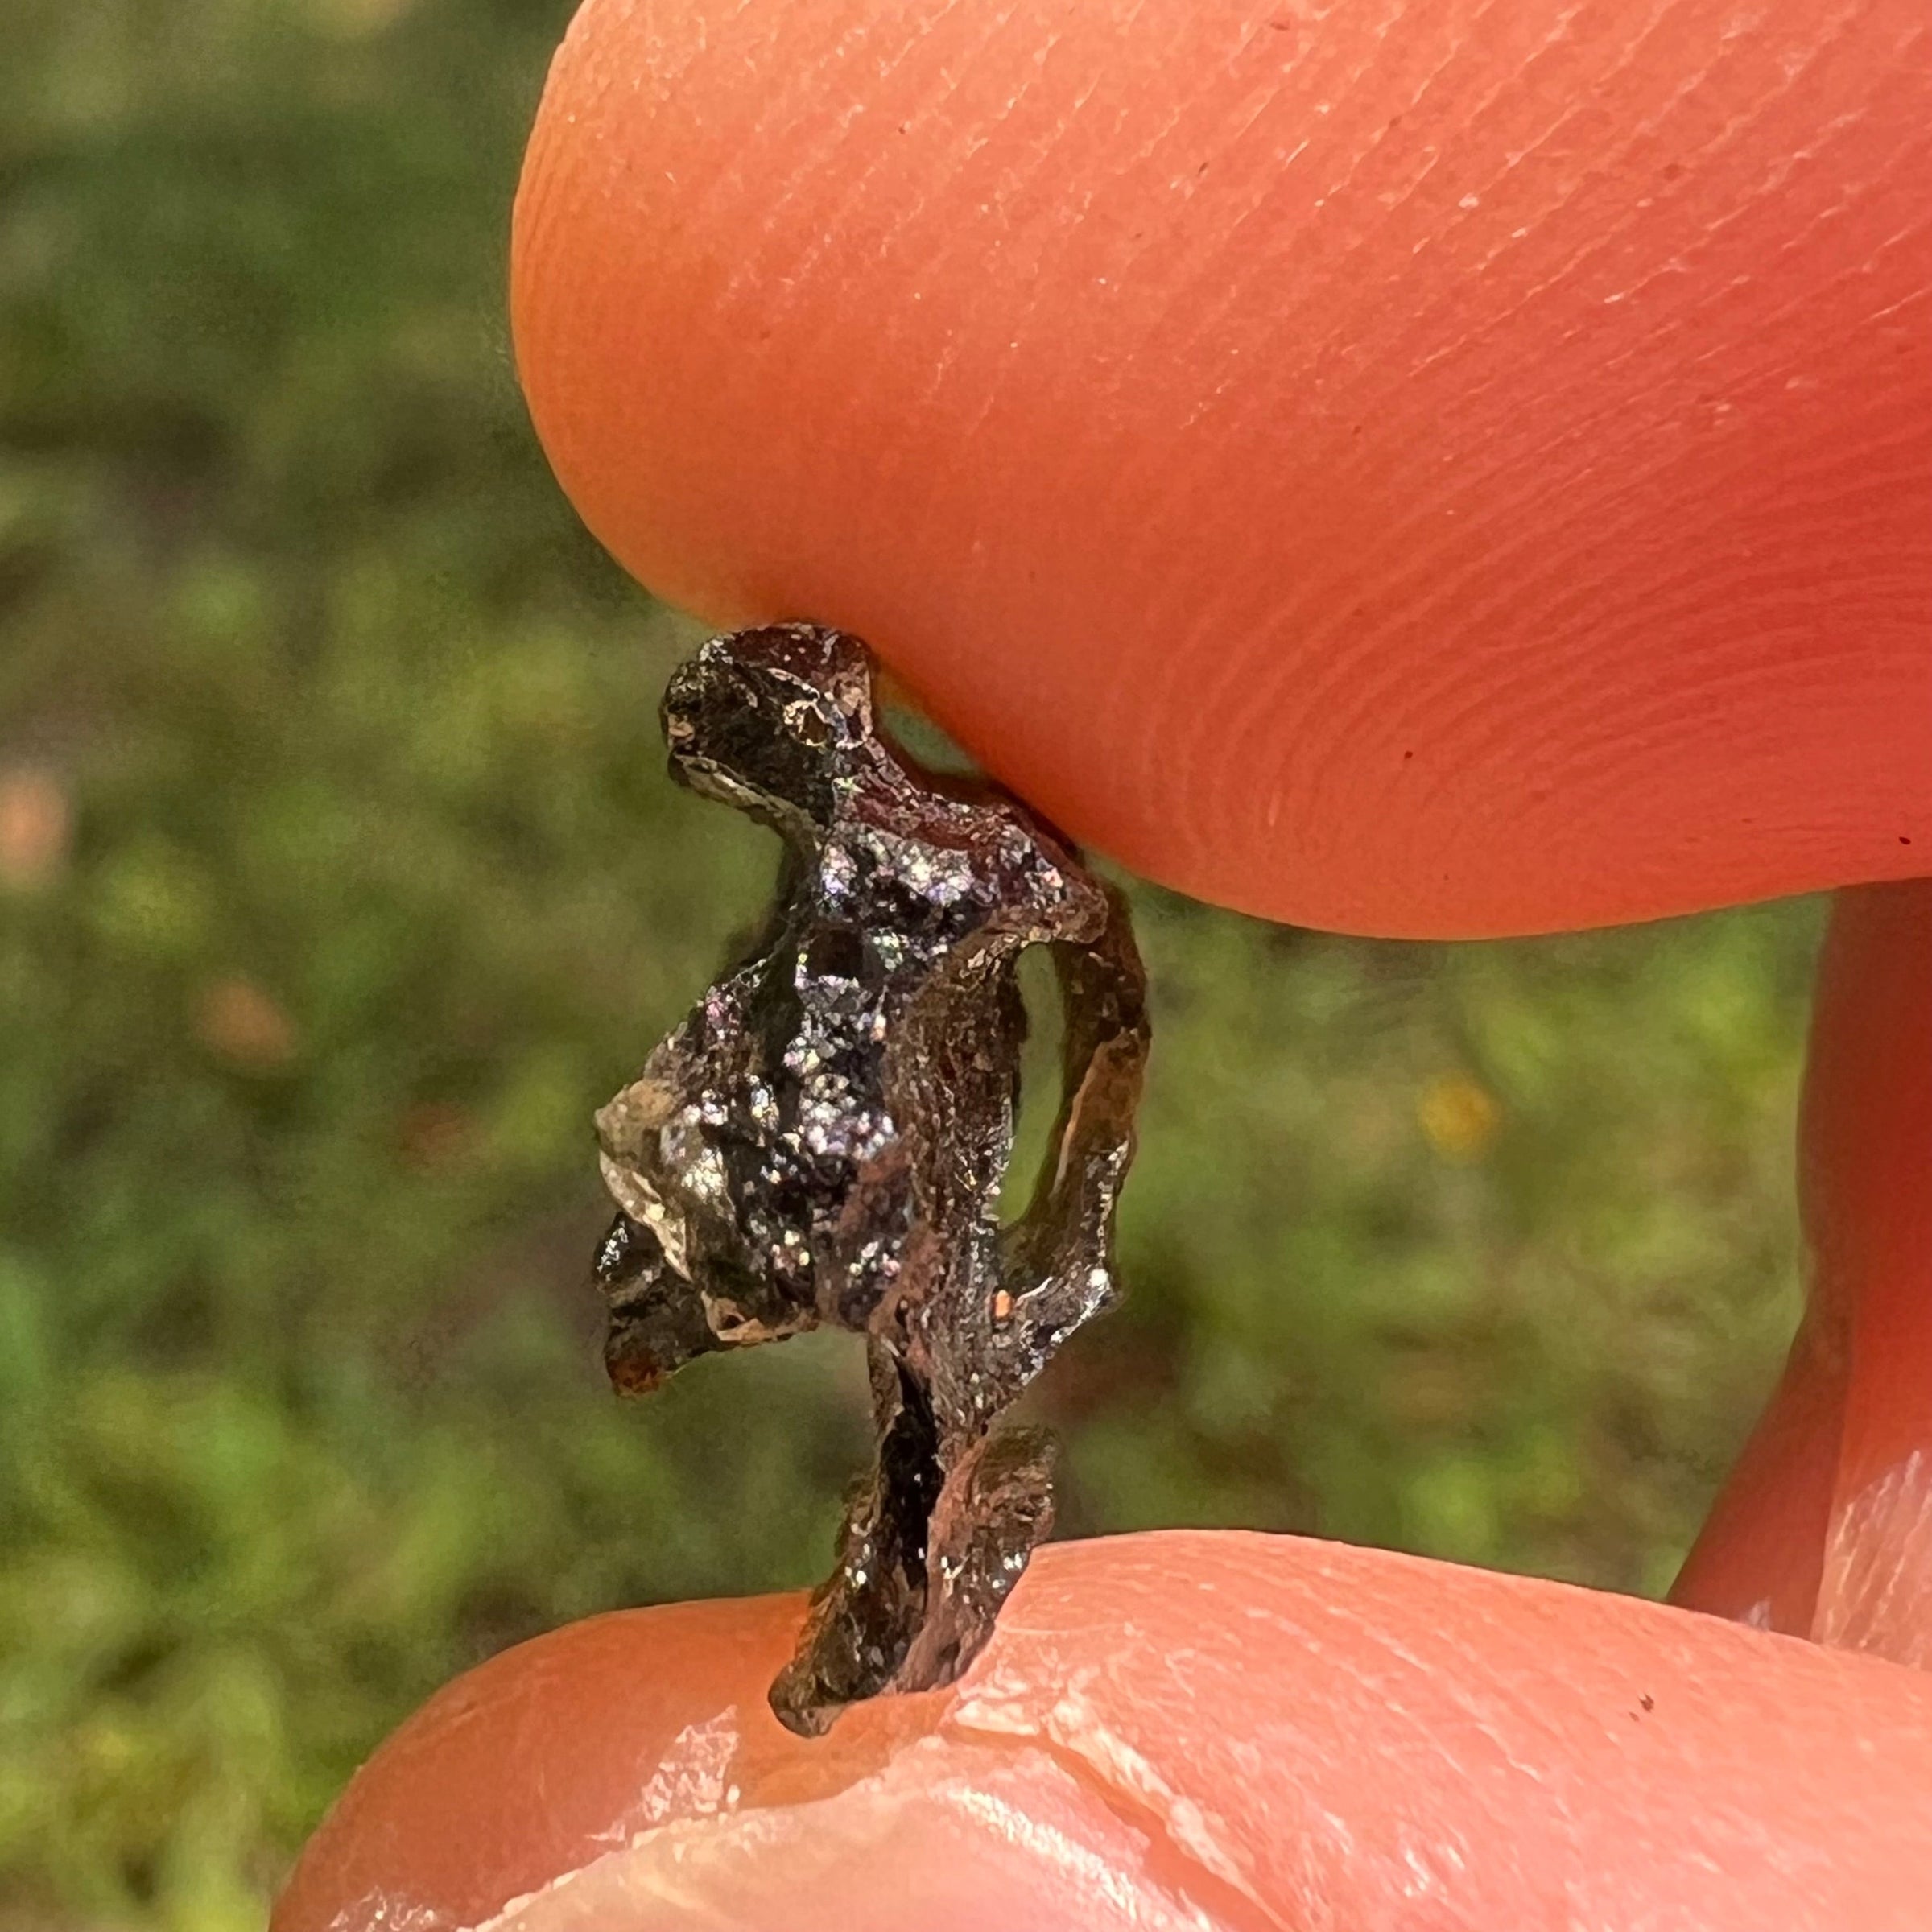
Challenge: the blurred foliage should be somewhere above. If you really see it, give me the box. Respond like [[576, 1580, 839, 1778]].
[[0, 0, 1815, 1923]]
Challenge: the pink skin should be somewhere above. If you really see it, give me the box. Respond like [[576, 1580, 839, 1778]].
[[1673, 881, 1932, 1659], [512, 0, 1930, 936], [279, 1534, 1932, 1930], [279, 0, 1932, 1922]]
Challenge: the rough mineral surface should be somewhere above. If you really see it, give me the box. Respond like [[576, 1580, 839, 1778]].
[[593, 625, 1149, 1734]]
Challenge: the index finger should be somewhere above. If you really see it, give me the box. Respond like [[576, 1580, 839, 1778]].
[[511, 0, 1931, 937]]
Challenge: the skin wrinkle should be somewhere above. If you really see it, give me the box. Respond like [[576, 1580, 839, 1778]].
[[1208, 345, 1914, 914], [1866, 277, 1932, 328], [946, 1662, 1288, 1918], [1823, 1455, 1932, 1666], [1418, 0, 1690, 293], [484, 1739, 1234, 1932], [1381, 57, 1618, 280], [937, 1708, 1290, 1932], [1262, 0, 1571, 342], [987, 267, 1294, 824], [1115, 31, 1420, 445], [1575, 504, 1897, 678], [753, 4, 1009, 308], [1417, 23, 1876, 377], [894, 29, 1111, 459], [1189, 1559, 1541, 1812], [1311, 1596, 1566, 1816], [1404, 522, 1851, 818], [946, 2, 1418, 622], [1018, 42, 1246, 382], [1624, 149, 1876, 324], [602, 7, 849, 468], [758, 7, 1086, 580], [1647, 282, 1893, 410], [1410, 25, 1886, 397], [1353, 1623, 1563, 1798], [1212, 87, 1899, 792], [1571, 627, 1926, 813], [712, 10, 886, 299], [1152, 46, 1353, 299], [1747, 103, 1876, 204], [931, 1783, 1204, 1931], [1340, 0, 1556, 225], [1166, 358, 1672, 850]]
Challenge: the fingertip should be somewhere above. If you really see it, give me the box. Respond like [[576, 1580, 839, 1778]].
[[514, 0, 1932, 935]]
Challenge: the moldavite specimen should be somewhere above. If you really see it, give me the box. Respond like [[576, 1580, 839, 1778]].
[[592, 625, 1150, 1736]]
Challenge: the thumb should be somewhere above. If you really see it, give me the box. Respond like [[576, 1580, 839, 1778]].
[[278, 1534, 1932, 1930]]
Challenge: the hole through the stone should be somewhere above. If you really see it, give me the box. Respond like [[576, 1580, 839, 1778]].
[[999, 944, 1069, 1227]]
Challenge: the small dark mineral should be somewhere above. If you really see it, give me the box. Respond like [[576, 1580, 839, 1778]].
[[592, 624, 1149, 1736]]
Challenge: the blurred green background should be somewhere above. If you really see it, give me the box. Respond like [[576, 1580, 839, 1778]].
[[0, 0, 1815, 1923]]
